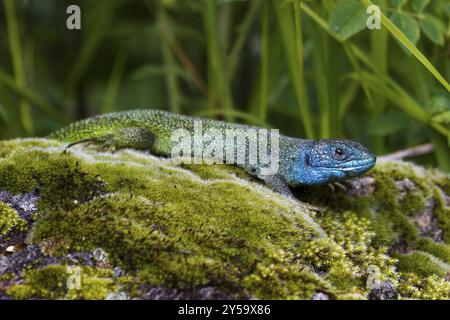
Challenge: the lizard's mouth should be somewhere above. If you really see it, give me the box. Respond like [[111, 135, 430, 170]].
[[340, 157, 376, 175], [313, 157, 376, 173]]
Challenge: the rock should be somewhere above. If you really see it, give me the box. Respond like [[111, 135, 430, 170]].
[[0, 139, 449, 300], [346, 176, 376, 197], [313, 292, 329, 300], [367, 281, 398, 300]]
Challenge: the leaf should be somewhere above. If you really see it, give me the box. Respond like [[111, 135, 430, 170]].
[[411, 0, 430, 12], [427, 95, 450, 114], [328, 0, 367, 41], [428, 95, 450, 125], [445, 4, 450, 18], [431, 111, 450, 125], [130, 65, 166, 80], [420, 15, 444, 46], [389, 12, 420, 45], [360, 0, 449, 92], [368, 109, 411, 136], [390, 0, 408, 9], [161, 0, 177, 8]]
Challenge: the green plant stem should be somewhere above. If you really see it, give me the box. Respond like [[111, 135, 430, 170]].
[[301, 1, 449, 141], [358, 71, 449, 138], [159, 8, 181, 114], [100, 49, 127, 114], [369, 0, 388, 154], [0, 69, 64, 123], [194, 109, 272, 128], [259, 0, 270, 122], [360, 0, 450, 92], [428, 130, 450, 172], [338, 82, 359, 121], [203, 0, 234, 119], [156, 5, 208, 97], [300, 2, 329, 31], [293, 0, 314, 138], [311, 28, 330, 139], [4, 0, 32, 134], [227, 0, 261, 80], [66, 2, 113, 97]]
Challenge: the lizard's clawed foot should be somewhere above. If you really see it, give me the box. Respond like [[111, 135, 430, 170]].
[[63, 136, 118, 154], [327, 181, 347, 193], [96, 143, 117, 153], [61, 128, 155, 155], [63, 138, 100, 154]]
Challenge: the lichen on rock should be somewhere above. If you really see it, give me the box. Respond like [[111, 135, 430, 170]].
[[0, 139, 449, 300]]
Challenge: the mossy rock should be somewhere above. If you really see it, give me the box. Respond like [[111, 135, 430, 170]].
[[0, 139, 449, 300]]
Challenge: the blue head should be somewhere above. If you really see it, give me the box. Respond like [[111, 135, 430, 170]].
[[283, 139, 376, 186]]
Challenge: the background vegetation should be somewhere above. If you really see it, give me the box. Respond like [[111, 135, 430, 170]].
[[0, 0, 449, 170]]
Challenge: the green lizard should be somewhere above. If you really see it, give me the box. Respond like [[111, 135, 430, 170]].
[[49, 109, 376, 196]]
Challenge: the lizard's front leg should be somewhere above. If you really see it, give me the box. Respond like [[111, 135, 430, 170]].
[[260, 174, 294, 197]]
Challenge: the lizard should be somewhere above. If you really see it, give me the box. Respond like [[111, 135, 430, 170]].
[[48, 109, 376, 197]]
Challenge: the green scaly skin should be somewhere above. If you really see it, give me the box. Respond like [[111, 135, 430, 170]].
[[48, 109, 377, 196]]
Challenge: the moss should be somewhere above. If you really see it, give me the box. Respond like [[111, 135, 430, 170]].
[[396, 251, 450, 277], [241, 250, 333, 299], [298, 160, 449, 251], [0, 139, 449, 299], [7, 265, 68, 299], [180, 163, 250, 181], [0, 201, 27, 236], [397, 273, 450, 300], [417, 238, 450, 263], [432, 186, 450, 243], [6, 265, 116, 300], [0, 138, 59, 159], [317, 211, 398, 291]]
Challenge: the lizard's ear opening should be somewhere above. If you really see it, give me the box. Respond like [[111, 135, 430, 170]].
[[304, 153, 310, 167]]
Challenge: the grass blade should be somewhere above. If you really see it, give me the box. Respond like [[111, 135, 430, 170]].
[[100, 49, 128, 114], [4, 0, 32, 134], [203, 0, 234, 119], [360, 0, 450, 92], [159, 8, 181, 114], [195, 109, 272, 128], [274, 0, 314, 138], [259, 0, 270, 122], [227, 0, 261, 80], [0, 69, 63, 122], [293, 0, 314, 138]]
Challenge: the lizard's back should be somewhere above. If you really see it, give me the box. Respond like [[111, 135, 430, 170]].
[[51, 109, 259, 136], [48, 109, 270, 155]]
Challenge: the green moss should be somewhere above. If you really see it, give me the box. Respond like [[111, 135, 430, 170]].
[[1, 139, 449, 299], [180, 163, 251, 181], [417, 238, 450, 263], [432, 186, 450, 243], [7, 265, 68, 299], [397, 273, 450, 300], [0, 201, 27, 236], [241, 250, 333, 299], [396, 251, 450, 277], [0, 138, 60, 159], [6, 265, 116, 300], [318, 211, 398, 290]]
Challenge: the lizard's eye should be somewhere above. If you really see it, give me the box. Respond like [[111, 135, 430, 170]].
[[334, 148, 345, 158]]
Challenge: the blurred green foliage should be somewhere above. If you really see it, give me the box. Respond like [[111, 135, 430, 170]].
[[0, 0, 449, 170]]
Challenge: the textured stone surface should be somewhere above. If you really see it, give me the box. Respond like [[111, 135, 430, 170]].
[[0, 139, 449, 299]]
